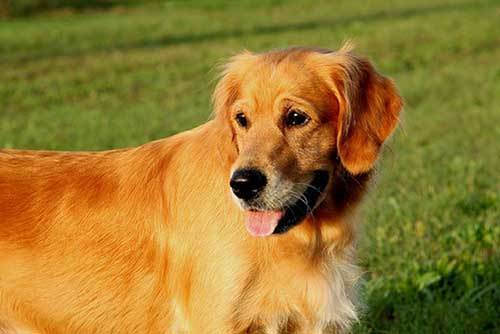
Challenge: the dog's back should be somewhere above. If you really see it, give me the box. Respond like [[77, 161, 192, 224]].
[[0, 145, 174, 333]]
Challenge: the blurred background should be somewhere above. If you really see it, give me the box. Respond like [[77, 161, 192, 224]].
[[1, 0, 499, 332]]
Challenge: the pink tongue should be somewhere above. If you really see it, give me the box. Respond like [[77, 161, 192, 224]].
[[245, 211, 284, 237]]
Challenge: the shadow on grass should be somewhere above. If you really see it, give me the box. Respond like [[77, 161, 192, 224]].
[[1, 0, 136, 18], [5, 0, 496, 64], [146, 0, 491, 48], [355, 255, 500, 333]]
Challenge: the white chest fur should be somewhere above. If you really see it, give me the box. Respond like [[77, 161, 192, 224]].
[[236, 248, 361, 333]]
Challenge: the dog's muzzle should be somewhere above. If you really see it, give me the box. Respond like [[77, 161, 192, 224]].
[[230, 168, 330, 235]]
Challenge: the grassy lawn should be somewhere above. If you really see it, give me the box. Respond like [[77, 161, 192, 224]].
[[1, 0, 499, 332]]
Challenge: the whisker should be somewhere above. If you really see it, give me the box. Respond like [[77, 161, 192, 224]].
[[293, 182, 323, 194], [286, 189, 316, 222]]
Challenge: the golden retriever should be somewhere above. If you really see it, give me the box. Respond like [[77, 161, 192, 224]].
[[0, 44, 402, 333]]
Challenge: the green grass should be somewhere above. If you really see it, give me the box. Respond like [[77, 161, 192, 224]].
[[1, 0, 499, 332]]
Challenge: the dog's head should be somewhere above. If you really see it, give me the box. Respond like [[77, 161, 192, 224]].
[[214, 45, 403, 237]]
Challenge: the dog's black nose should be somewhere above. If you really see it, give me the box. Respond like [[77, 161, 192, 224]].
[[230, 168, 267, 200]]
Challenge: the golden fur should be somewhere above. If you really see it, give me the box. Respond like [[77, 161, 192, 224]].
[[0, 45, 402, 333]]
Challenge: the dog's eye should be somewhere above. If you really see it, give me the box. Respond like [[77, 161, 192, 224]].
[[285, 109, 309, 127], [235, 112, 248, 128]]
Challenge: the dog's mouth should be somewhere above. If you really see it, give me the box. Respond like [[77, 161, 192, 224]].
[[244, 170, 329, 237]]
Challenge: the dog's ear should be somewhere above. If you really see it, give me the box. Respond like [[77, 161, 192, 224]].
[[213, 70, 240, 121], [212, 52, 255, 162], [212, 51, 255, 121], [324, 46, 403, 175]]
